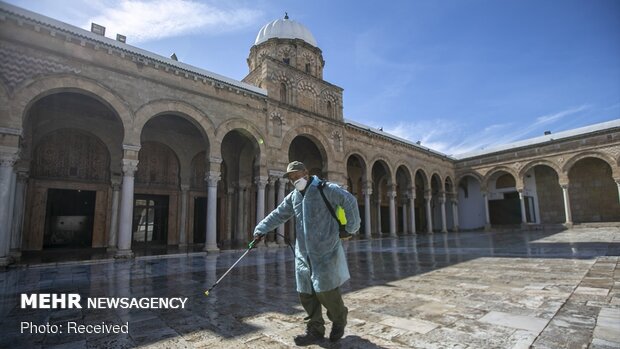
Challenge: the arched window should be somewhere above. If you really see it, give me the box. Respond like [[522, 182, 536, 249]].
[[280, 83, 287, 103], [305, 63, 311, 73], [327, 101, 333, 117]]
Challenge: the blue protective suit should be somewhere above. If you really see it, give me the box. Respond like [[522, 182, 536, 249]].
[[254, 176, 361, 294]]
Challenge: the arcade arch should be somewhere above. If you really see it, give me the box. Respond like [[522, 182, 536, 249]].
[[21, 92, 123, 251], [568, 157, 620, 223], [220, 129, 262, 247]]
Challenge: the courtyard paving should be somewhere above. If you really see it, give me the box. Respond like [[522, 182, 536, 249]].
[[1, 227, 619, 348]]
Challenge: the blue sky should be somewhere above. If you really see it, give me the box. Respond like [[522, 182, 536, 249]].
[[5, 0, 620, 155]]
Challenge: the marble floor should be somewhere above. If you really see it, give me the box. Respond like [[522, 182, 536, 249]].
[[0, 227, 619, 348]]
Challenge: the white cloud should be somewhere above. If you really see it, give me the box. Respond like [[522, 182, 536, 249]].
[[382, 119, 462, 154], [375, 105, 592, 156], [534, 105, 588, 125], [85, 0, 262, 43]]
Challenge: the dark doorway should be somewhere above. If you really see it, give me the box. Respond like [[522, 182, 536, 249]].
[[132, 195, 169, 246], [44, 189, 96, 248], [193, 197, 207, 244], [489, 192, 521, 225]]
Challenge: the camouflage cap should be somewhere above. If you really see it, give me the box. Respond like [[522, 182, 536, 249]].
[[283, 161, 307, 178]]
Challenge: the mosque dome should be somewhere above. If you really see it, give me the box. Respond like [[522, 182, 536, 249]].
[[254, 14, 318, 47]]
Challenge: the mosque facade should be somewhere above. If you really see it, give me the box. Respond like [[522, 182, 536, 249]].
[[0, 3, 619, 265]]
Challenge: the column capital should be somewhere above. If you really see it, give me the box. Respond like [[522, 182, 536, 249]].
[[560, 183, 569, 190], [111, 177, 122, 190], [362, 187, 373, 196], [205, 171, 220, 187], [255, 176, 268, 188], [0, 151, 18, 167], [121, 159, 139, 176], [180, 184, 190, 192], [387, 190, 397, 198], [451, 198, 458, 204], [268, 175, 278, 185]]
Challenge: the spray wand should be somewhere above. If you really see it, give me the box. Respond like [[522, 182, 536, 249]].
[[204, 238, 260, 296]]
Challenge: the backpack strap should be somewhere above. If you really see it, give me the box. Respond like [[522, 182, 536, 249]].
[[318, 180, 352, 240], [318, 180, 339, 222]]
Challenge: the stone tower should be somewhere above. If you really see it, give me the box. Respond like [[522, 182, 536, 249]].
[[244, 14, 343, 121]]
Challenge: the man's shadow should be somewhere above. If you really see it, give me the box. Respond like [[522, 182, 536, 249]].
[[314, 335, 389, 349]]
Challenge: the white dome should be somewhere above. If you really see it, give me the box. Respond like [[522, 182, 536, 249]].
[[254, 16, 317, 47]]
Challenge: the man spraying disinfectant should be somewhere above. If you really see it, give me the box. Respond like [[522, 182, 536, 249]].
[[253, 161, 361, 345]]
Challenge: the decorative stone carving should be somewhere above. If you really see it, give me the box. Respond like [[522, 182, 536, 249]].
[[0, 43, 80, 90], [32, 129, 109, 181], [277, 45, 296, 60], [0, 152, 17, 167], [331, 130, 343, 152], [270, 112, 283, 137], [190, 151, 207, 190], [121, 159, 139, 176], [205, 171, 220, 187], [135, 142, 178, 186]]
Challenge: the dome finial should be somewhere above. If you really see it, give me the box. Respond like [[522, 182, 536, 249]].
[[284, 12, 289, 20]]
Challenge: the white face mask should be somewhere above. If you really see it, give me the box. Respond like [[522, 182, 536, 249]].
[[293, 177, 308, 191]]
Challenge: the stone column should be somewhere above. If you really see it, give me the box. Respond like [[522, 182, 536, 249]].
[[440, 193, 448, 233], [483, 191, 491, 231], [266, 175, 276, 242], [401, 198, 408, 235], [376, 196, 382, 235], [518, 189, 527, 224], [387, 185, 397, 237], [236, 184, 245, 242], [561, 184, 573, 227], [255, 176, 267, 224], [226, 188, 235, 243], [0, 152, 17, 266], [276, 177, 286, 245], [425, 192, 433, 233], [451, 198, 459, 232], [107, 179, 121, 251], [363, 182, 372, 238], [178, 185, 189, 247], [615, 179, 620, 204], [116, 158, 139, 258], [409, 188, 416, 234], [10, 169, 28, 258], [204, 173, 220, 252]]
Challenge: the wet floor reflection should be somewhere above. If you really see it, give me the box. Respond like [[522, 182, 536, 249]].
[[0, 228, 618, 347]]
